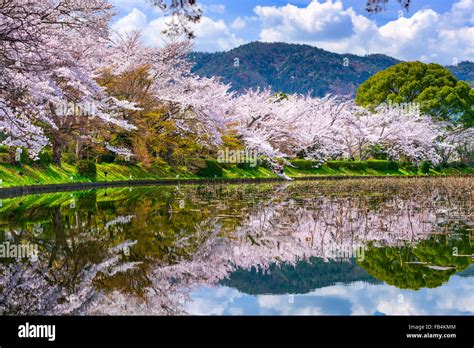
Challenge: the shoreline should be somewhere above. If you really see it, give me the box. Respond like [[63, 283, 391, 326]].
[[0, 174, 471, 199]]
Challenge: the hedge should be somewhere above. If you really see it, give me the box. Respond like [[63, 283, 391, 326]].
[[237, 162, 256, 170], [196, 159, 223, 178], [367, 159, 399, 171], [421, 161, 431, 174], [325, 161, 368, 171], [97, 152, 116, 164], [36, 150, 53, 167], [289, 159, 320, 170], [399, 161, 418, 172], [76, 160, 97, 180], [446, 161, 468, 169]]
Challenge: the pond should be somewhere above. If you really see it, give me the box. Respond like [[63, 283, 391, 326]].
[[0, 177, 472, 315]]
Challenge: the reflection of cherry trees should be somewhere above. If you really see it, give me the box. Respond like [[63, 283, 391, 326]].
[[0, 240, 140, 315], [91, 178, 471, 314], [0, 178, 471, 314], [166, 179, 470, 274]]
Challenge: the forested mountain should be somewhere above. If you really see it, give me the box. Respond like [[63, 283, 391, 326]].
[[447, 61, 474, 86], [190, 42, 473, 96]]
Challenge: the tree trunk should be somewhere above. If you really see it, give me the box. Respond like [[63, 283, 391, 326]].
[[75, 138, 80, 161], [52, 135, 65, 166]]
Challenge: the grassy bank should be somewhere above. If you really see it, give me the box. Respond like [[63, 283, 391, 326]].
[[0, 160, 472, 189], [283, 165, 474, 178]]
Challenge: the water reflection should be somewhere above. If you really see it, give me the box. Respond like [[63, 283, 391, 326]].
[[0, 178, 472, 315]]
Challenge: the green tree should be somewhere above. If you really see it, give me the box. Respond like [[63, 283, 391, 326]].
[[355, 62, 474, 126], [358, 229, 473, 290]]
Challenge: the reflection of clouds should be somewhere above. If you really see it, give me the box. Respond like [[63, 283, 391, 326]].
[[185, 287, 243, 316], [187, 276, 474, 315], [435, 288, 474, 313]]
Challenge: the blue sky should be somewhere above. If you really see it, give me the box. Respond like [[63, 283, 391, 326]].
[[110, 0, 474, 64]]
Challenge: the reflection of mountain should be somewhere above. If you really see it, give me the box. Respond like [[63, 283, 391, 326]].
[[220, 257, 379, 295]]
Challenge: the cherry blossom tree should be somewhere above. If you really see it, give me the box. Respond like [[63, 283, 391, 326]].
[[231, 89, 302, 159], [105, 32, 233, 147], [439, 127, 474, 164], [322, 105, 446, 163], [0, 0, 137, 160], [0, 1, 459, 168], [232, 89, 447, 166]]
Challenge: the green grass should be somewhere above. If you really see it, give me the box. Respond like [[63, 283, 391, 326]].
[[0, 162, 193, 188], [285, 164, 474, 177], [0, 162, 472, 188], [223, 166, 277, 178]]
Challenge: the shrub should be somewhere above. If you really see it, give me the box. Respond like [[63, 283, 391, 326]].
[[421, 161, 431, 174], [388, 161, 399, 171], [36, 150, 53, 167], [237, 162, 255, 170], [433, 164, 442, 171], [76, 160, 97, 180], [289, 159, 320, 170], [97, 152, 116, 164], [367, 159, 399, 171], [0, 153, 11, 163], [0, 146, 12, 163], [325, 161, 368, 171], [196, 159, 223, 178], [400, 161, 418, 172], [448, 161, 467, 169], [61, 152, 76, 165]]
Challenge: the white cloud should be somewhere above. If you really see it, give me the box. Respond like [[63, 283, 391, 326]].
[[253, 0, 474, 64], [231, 17, 247, 30], [143, 16, 245, 51], [186, 287, 243, 315], [255, 1, 354, 42], [185, 275, 474, 315], [111, 8, 245, 52], [111, 8, 148, 36]]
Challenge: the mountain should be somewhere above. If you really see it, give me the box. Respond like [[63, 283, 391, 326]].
[[190, 42, 473, 97], [447, 61, 474, 86]]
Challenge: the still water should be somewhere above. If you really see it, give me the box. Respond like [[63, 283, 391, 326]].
[[0, 177, 472, 315]]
